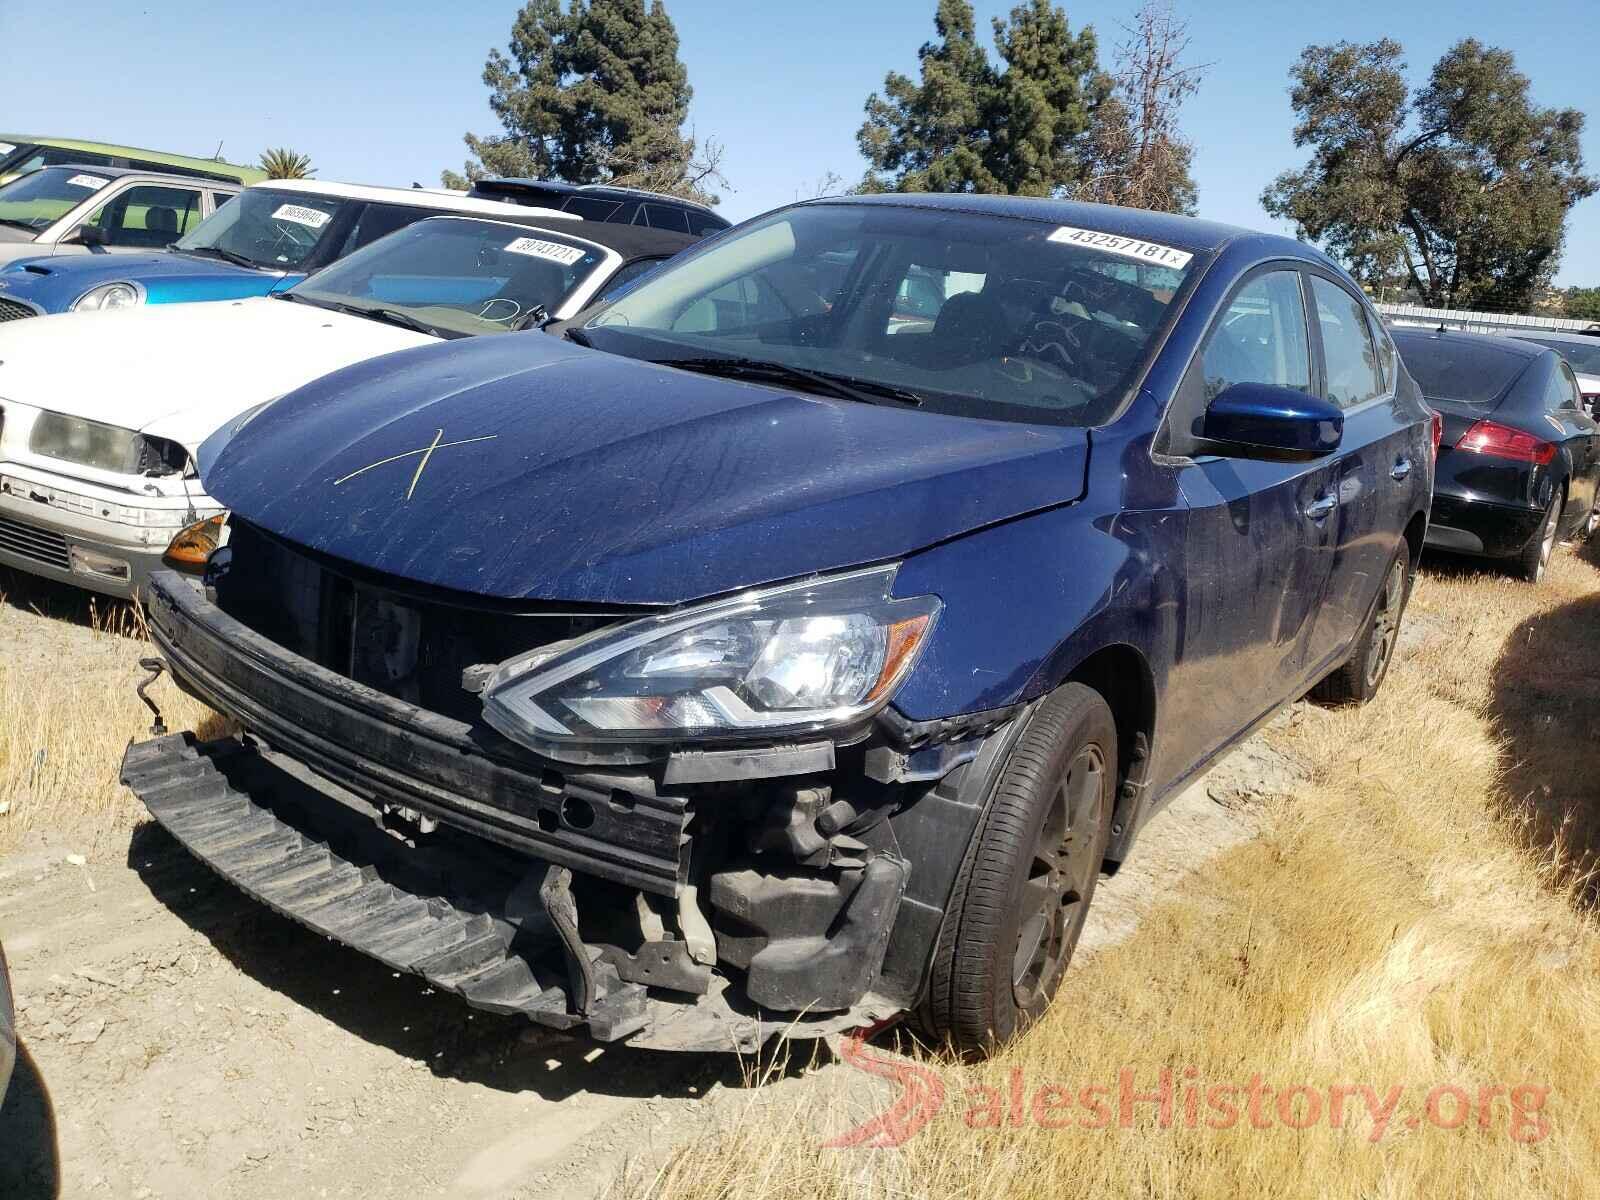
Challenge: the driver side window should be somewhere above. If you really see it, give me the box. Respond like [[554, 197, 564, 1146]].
[[1201, 270, 1311, 401]]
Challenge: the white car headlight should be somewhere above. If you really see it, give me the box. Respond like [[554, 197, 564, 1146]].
[[482, 565, 940, 762], [72, 281, 146, 312]]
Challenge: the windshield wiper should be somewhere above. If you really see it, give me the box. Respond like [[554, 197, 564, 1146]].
[[180, 244, 262, 270], [273, 293, 449, 338], [0, 217, 39, 233], [563, 325, 594, 348], [661, 356, 924, 408]]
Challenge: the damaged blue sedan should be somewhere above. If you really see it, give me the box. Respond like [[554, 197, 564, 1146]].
[[121, 195, 1435, 1056]]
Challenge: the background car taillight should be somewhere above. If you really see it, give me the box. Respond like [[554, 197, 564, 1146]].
[[1429, 409, 1443, 461], [1458, 419, 1556, 465]]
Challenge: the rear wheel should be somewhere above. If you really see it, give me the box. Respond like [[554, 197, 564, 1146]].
[[1310, 545, 1411, 706], [1518, 491, 1561, 583], [921, 683, 1115, 1057]]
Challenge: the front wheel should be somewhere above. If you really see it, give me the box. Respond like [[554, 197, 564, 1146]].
[[1310, 545, 1411, 706], [920, 683, 1115, 1057]]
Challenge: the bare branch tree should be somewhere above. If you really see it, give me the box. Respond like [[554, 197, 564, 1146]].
[[1076, 0, 1208, 213], [797, 170, 843, 201], [589, 113, 729, 206]]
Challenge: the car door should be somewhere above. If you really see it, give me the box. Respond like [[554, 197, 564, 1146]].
[[83, 182, 207, 252], [1300, 273, 1412, 671], [1158, 265, 1343, 783]]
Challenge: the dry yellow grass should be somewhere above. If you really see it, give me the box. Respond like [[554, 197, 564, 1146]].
[[626, 545, 1600, 1198], [0, 570, 226, 852]]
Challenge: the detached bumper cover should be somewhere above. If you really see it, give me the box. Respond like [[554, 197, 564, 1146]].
[[121, 732, 651, 1037]]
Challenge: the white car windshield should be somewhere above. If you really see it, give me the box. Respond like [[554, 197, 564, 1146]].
[[0, 166, 110, 234], [283, 218, 607, 339], [175, 188, 351, 269], [580, 202, 1200, 427]]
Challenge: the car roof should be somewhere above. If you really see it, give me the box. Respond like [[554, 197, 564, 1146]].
[[1, 134, 265, 183], [471, 178, 722, 215], [243, 178, 578, 221], [813, 192, 1289, 256], [412, 214, 698, 260], [1391, 326, 1547, 360], [15, 163, 240, 188], [1506, 327, 1600, 346]]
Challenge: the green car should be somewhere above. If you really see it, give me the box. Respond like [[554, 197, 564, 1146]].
[[0, 135, 264, 187]]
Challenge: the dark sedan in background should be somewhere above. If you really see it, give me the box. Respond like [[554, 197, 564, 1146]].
[[1394, 329, 1600, 581], [1506, 328, 1600, 415]]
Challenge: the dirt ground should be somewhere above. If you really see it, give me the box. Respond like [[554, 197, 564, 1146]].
[[0, 578, 1391, 1200]]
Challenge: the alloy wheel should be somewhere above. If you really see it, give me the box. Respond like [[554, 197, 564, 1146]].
[[1363, 557, 1408, 689], [1537, 499, 1560, 579], [1012, 744, 1106, 1010]]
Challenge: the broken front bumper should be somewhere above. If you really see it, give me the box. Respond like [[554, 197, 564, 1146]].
[[123, 571, 997, 1050]]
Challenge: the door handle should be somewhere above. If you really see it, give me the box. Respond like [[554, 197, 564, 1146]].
[[1305, 493, 1337, 520], [1391, 458, 1413, 481]]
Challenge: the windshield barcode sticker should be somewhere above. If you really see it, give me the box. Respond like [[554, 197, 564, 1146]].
[[0, 142, 15, 156], [1048, 226, 1193, 269], [504, 237, 585, 266], [271, 203, 333, 229], [66, 173, 110, 191]]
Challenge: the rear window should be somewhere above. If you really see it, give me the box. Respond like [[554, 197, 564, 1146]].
[[1393, 336, 1532, 405]]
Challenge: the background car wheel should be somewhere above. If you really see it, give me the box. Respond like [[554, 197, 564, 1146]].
[[1518, 490, 1561, 583], [920, 682, 1115, 1057], [1310, 545, 1411, 706]]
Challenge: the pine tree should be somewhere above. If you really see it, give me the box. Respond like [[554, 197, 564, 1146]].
[[856, 0, 1108, 196], [444, 0, 723, 204]]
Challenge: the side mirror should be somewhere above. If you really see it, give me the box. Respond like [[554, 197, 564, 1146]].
[[1201, 383, 1343, 461], [63, 223, 107, 250]]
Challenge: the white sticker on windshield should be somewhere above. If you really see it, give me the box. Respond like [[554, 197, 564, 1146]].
[[66, 173, 110, 191], [1048, 225, 1193, 269], [271, 203, 333, 229], [504, 237, 585, 266], [0, 142, 16, 156]]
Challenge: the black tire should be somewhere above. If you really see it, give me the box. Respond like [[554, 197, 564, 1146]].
[[1310, 544, 1411, 706], [1517, 489, 1561, 583], [920, 683, 1115, 1057]]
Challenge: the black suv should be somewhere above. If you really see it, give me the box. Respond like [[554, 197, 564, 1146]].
[[466, 179, 729, 238]]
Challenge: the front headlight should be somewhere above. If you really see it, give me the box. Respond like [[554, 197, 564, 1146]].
[[28, 411, 186, 476], [72, 281, 146, 312], [482, 565, 940, 762]]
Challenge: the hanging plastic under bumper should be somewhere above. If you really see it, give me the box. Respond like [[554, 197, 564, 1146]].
[[120, 731, 899, 1051]]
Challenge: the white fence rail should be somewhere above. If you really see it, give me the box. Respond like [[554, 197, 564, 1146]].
[[1375, 302, 1600, 335]]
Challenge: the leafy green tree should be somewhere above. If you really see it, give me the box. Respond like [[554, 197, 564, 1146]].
[[1565, 286, 1600, 322], [444, 0, 723, 204], [258, 148, 315, 179], [1263, 39, 1596, 310], [856, 0, 1110, 196]]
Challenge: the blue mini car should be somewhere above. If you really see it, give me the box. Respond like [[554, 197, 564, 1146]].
[[121, 195, 1434, 1056], [0, 179, 574, 318]]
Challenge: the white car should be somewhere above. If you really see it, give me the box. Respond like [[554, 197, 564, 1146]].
[[0, 165, 240, 267], [0, 215, 694, 596]]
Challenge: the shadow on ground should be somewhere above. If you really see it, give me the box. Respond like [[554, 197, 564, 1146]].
[[1486, 568, 1600, 905], [0, 1042, 60, 1199], [125, 821, 827, 1102], [0, 565, 143, 638]]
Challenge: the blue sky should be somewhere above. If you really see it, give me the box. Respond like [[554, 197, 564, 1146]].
[[4, 0, 1597, 285]]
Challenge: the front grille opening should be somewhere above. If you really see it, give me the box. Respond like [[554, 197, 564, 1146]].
[[215, 520, 647, 723]]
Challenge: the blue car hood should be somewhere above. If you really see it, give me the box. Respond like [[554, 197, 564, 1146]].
[[204, 334, 1090, 605], [0, 249, 279, 310]]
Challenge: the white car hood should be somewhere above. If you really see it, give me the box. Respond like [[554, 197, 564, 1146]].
[[0, 297, 433, 449]]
